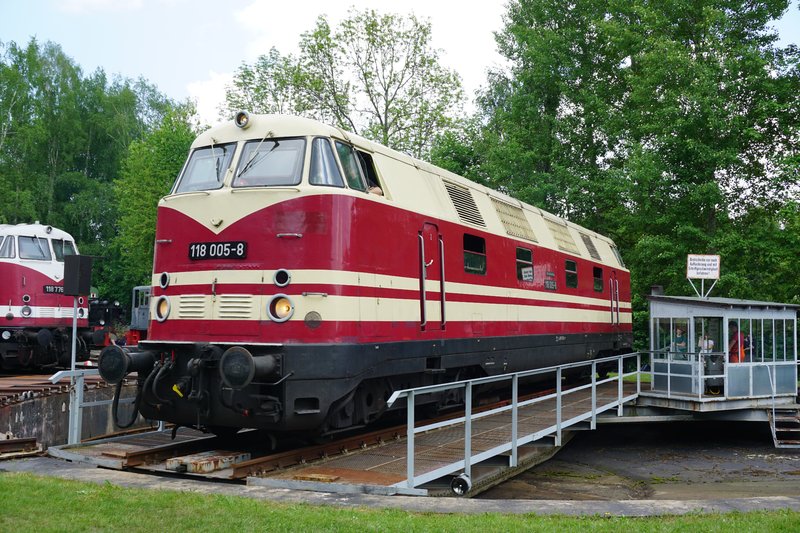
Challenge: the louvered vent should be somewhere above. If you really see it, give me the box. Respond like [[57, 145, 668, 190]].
[[443, 181, 486, 227], [580, 233, 602, 261], [491, 198, 537, 242], [178, 295, 206, 319], [544, 218, 580, 254], [218, 295, 253, 319]]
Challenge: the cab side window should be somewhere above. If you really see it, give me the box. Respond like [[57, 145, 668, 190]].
[[309, 137, 345, 187], [335, 141, 367, 191], [0, 236, 14, 258], [356, 151, 383, 194]]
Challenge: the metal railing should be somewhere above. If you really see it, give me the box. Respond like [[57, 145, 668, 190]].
[[386, 352, 640, 491], [647, 351, 797, 400], [49, 368, 137, 445]]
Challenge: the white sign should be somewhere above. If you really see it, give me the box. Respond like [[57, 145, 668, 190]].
[[687, 254, 720, 280]]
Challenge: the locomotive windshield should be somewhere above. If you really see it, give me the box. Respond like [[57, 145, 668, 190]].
[[52, 239, 76, 262], [174, 143, 236, 193], [233, 138, 305, 187], [19, 236, 52, 261]]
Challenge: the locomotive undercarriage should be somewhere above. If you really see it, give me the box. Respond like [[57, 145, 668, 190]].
[[0, 327, 89, 370], [100, 332, 632, 437]]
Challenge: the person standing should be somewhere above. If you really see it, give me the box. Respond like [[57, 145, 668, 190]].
[[728, 322, 745, 363]]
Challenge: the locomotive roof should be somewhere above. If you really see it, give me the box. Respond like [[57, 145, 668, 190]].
[[0, 223, 74, 241], [191, 114, 623, 264]]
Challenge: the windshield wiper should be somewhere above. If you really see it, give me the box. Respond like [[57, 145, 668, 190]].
[[237, 141, 280, 180], [237, 130, 277, 179]]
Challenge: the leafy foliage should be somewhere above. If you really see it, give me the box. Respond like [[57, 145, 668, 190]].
[[223, 8, 465, 158], [434, 0, 800, 336], [0, 38, 183, 306]]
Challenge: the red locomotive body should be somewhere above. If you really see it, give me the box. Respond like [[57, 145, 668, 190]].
[[100, 113, 632, 436], [0, 223, 90, 369]]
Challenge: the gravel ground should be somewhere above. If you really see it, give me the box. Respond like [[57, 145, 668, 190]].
[[480, 420, 800, 500]]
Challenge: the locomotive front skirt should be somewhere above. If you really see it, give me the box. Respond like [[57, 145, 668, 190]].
[[99, 113, 633, 436]]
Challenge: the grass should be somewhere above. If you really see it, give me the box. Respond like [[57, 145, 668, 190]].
[[2, 473, 800, 532]]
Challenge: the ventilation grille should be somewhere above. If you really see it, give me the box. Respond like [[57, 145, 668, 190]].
[[580, 233, 602, 261], [218, 295, 253, 319], [178, 295, 205, 319], [544, 218, 580, 254], [491, 198, 537, 242], [444, 181, 485, 227]]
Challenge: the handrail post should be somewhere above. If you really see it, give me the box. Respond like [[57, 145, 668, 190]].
[[406, 390, 415, 488], [636, 352, 641, 396], [591, 361, 597, 430], [511, 374, 518, 467], [617, 355, 623, 416], [464, 382, 472, 480], [556, 368, 562, 446]]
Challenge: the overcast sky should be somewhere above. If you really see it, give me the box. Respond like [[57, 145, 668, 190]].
[[2, 0, 799, 126]]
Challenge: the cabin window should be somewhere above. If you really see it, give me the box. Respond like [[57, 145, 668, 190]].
[[355, 150, 384, 195], [0, 236, 13, 258], [234, 138, 305, 187], [335, 141, 367, 191], [516, 247, 533, 282], [593, 267, 603, 292], [52, 239, 77, 262], [309, 137, 344, 187], [174, 142, 236, 193], [463, 234, 486, 275], [19, 236, 52, 261], [565, 260, 578, 288]]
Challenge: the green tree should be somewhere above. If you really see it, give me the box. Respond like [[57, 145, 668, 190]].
[[224, 8, 465, 158], [476, 0, 800, 301], [107, 107, 196, 304]]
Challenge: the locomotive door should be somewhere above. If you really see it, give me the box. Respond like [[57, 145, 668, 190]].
[[608, 270, 620, 328], [419, 223, 445, 331]]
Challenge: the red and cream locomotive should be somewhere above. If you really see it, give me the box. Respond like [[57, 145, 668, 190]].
[[99, 113, 632, 436], [0, 223, 91, 369]]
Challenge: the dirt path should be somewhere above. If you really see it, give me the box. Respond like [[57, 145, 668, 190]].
[[479, 421, 800, 500]]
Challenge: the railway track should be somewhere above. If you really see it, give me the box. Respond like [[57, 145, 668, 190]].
[[49, 383, 566, 484], [0, 370, 110, 407]]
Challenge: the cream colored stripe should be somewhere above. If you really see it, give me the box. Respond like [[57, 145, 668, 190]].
[[154, 293, 631, 325], [153, 269, 632, 310]]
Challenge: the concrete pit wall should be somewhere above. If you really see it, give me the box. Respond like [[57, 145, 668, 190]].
[[0, 384, 152, 448]]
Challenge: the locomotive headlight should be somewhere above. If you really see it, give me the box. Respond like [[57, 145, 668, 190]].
[[21, 306, 32, 318], [155, 295, 171, 322], [267, 294, 294, 322], [234, 110, 251, 129], [22, 294, 31, 303], [2, 331, 10, 340]]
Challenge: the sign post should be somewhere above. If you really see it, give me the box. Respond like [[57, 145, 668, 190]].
[[686, 254, 720, 298], [63, 255, 93, 445]]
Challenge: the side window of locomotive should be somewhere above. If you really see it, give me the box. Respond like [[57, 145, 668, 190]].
[[0, 236, 13, 258], [464, 234, 486, 275], [19, 236, 52, 261], [334, 141, 367, 191], [593, 267, 603, 292], [52, 239, 76, 262], [234, 138, 305, 187], [565, 260, 578, 288], [516, 247, 533, 282], [0, 235, 16, 259], [174, 142, 236, 193], [356, 150, 383, 195], [309, 137, 345, 187]]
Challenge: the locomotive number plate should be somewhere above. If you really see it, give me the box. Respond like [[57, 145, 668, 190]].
[[189, 241, 247, 260]]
